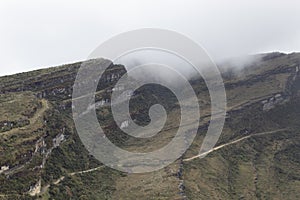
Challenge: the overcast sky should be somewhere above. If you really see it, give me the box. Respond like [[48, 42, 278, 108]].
[[0, 0, 300, 76]]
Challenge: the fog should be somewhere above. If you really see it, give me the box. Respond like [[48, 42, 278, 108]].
[[0, 0, 300, 76], [115, 49, 198, 82]]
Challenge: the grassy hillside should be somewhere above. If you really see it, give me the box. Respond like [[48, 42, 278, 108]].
[[0, 53, 299, 199]]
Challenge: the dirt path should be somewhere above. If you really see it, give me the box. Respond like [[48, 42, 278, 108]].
[[53, 165, 105, 185], [69, 165, 104, 176], [183, 129, 287, 162], [30, 99, 49, 125], [0, 99, 49, 176], [38, 165, 105, 196], [1, 99, 49, 136]]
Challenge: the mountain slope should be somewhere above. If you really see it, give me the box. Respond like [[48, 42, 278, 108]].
[[0, 52, 299, 199]]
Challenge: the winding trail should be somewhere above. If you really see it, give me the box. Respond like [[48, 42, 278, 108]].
[[183, 128, 287, 162], [0, 99, 49, 136], [1, 99, 49, 176], [29, 99, 49, 125], [54, 165, 105, 185], [69, 165, 104, 176], [38, 165, 105, 196]]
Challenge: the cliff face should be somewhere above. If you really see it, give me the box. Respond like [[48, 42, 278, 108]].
[[0, 53, 300, 199]]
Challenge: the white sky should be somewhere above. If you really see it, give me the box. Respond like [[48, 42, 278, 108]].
[[0, 0, 300, 76]]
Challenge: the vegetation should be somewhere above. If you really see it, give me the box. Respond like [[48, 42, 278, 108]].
[[0, 53, 300, 199]]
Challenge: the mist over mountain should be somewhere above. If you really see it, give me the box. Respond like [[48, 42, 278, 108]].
[[0, 52, 300, 199], [1, 1, 300, 76]]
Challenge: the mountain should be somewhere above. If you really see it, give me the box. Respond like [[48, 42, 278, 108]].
[[0, 52, 300, 199]]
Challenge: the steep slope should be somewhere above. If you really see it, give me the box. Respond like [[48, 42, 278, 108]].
[[0, 52, 299, 199], [183, 52, 300, 199]]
